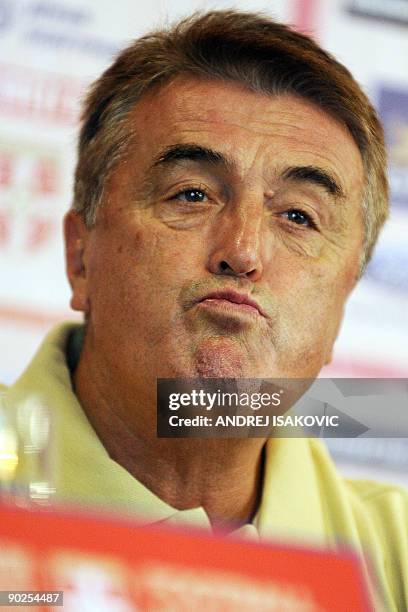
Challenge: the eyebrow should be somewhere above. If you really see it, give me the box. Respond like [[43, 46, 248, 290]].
[[151, 144, 345, 199], [281, 165, 345, 199], [151, 143, 236, 172]]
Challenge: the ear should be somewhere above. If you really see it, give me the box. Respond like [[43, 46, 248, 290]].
[[64, 210, 91, 314]]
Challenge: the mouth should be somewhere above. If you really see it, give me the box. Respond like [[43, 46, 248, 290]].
[[196, 290, 266, 317]]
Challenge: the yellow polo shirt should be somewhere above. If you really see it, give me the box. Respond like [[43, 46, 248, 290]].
[[5, 324, 408, 610]]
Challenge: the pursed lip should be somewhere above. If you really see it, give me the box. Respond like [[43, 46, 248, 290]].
[[196, 290, 267, 317]]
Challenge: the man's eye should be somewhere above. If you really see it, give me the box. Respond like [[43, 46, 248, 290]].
[[282, 209, 314, 227], [174, 189, 208, 203]]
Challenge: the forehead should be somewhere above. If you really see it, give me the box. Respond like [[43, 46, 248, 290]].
[[124, 76, 364, 193]]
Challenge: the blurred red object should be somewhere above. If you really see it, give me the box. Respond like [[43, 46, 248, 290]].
[[0, 502, 371, 611]]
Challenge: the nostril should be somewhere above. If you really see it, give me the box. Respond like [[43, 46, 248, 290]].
[[220, 261, 231, 271], [215, 256, 261, 279]]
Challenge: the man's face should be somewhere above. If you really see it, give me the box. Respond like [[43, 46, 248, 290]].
[[67, 77, 364, 392]]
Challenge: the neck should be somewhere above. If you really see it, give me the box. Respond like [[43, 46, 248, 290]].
[[74, 351, 266, 532]]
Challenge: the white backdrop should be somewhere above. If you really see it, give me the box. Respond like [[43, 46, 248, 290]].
[[1, 0, 407, 386]]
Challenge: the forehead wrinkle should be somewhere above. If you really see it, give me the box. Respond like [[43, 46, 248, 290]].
[[167, 95, 345, 139], [132, 81, 361, 164], [124, 87, 363, 201], [162, 118, 357, 178], [167, 115, 327, 140]]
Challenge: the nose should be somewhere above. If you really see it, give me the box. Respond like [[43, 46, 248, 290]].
[[207, 198, 264, 281]]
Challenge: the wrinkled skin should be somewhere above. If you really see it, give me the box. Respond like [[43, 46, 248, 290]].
[[67, 77, 364, 390], [65, 78, 365, 525]]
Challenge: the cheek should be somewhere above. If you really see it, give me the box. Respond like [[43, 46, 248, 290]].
[[265, 253, 353, 358], [88, 225, 201, 325], [84, 227, 147, 322], [265, 249, 341, 300], [137, 228, 205, 287]]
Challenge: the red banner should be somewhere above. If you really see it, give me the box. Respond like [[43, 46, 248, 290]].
[[0, 502, 372, 611]]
